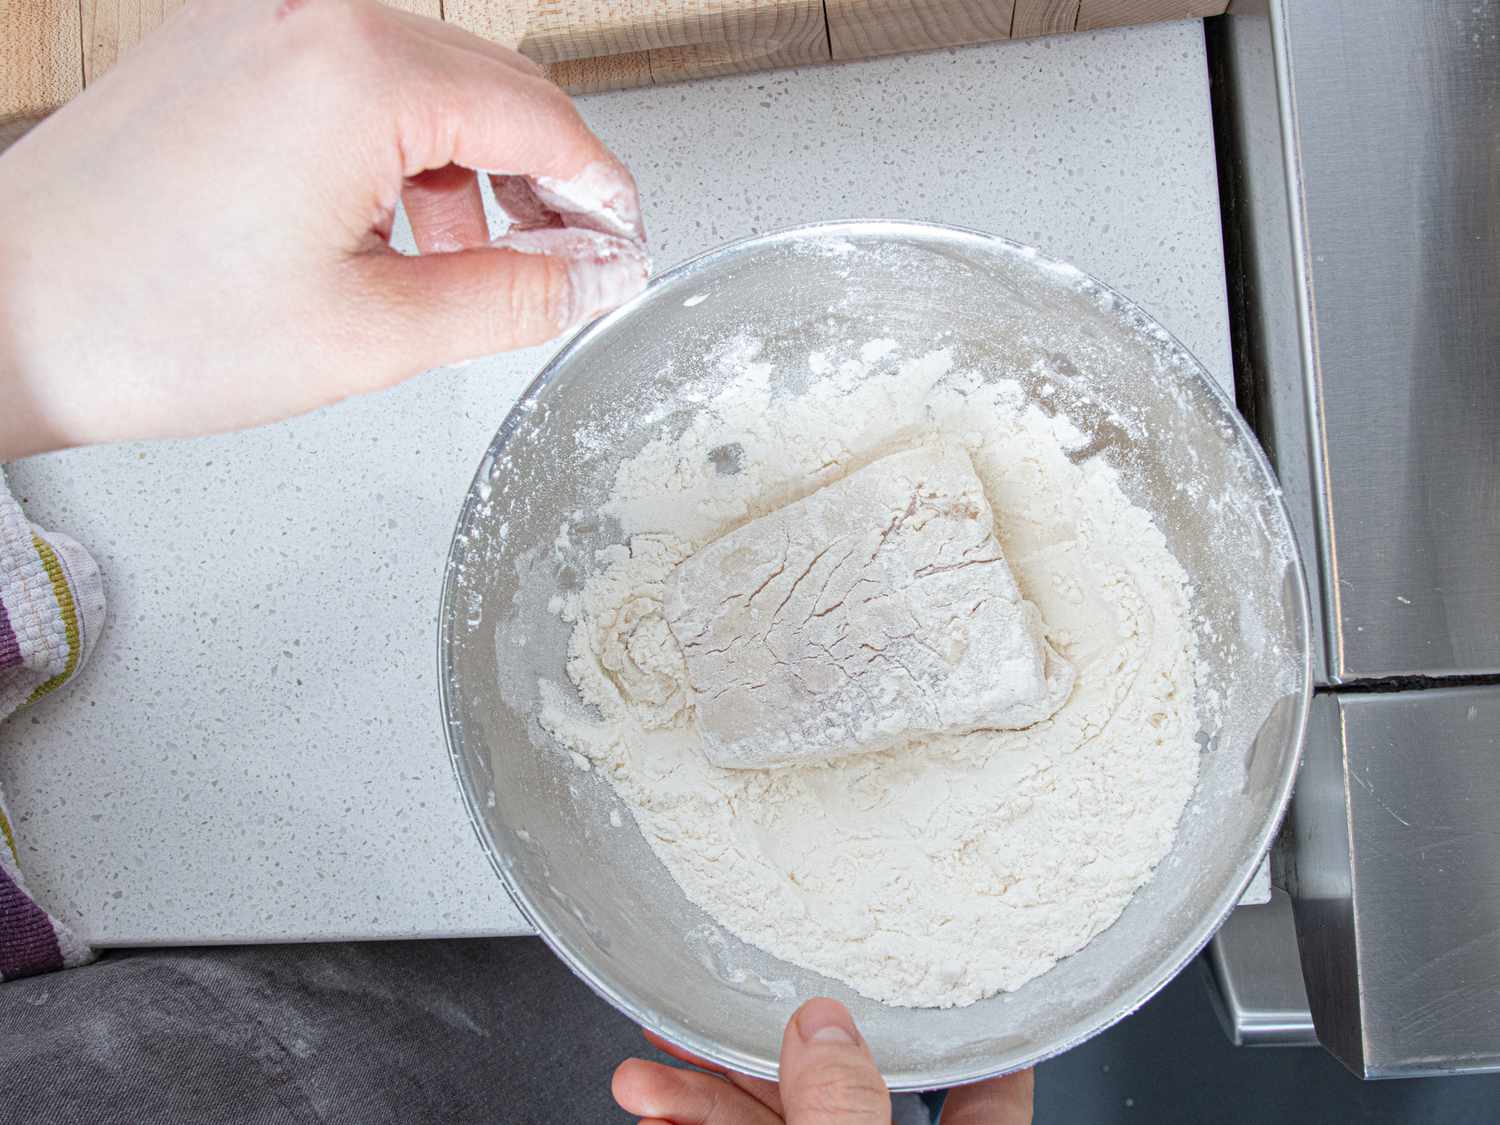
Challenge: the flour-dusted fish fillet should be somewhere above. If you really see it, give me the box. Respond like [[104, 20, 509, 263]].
[[664, 445, 1074, 769]]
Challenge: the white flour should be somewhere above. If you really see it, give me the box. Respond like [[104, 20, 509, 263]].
[[538, 338, 1202, 1009]]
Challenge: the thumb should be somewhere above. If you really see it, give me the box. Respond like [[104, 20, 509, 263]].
[[357, 228, 649, 375], [778, 998, 891, 1125]]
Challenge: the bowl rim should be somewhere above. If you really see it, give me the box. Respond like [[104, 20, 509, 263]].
[[437, 218, 1314, 1090]]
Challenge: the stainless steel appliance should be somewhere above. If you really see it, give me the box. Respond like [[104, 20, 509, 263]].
[[1205, 0, 1500, 1078]]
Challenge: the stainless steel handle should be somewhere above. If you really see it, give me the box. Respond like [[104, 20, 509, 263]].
[[1205, 889, 1317, 1048]]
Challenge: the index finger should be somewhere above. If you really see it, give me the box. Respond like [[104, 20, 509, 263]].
[[644, 1029, 734, 1074], [388, 36, 644, 243], [938, 1070, 1035, 1125], [642, 1030, 785, 1116]]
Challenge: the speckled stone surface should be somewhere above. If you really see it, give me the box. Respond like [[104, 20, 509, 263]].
[[0, 21, 1229, 944]]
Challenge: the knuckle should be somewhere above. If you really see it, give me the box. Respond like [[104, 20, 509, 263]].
[[701, 1082, 740, 1124], [341, 0, 391, 48], [294, 0, 388, 67], [516, 256, 572, 333], [494, 254, 570, 344], [314, 0, 387, 66], [794, 1063, 889, 1122], [270, 0, 383, 89], [309, 0, 368, 32]]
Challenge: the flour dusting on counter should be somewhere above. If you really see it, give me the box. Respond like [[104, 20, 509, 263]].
[[536, 336, 1203, 1008]]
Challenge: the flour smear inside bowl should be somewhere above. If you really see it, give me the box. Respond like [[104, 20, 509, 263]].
[[534, 333, 1204, 1009]]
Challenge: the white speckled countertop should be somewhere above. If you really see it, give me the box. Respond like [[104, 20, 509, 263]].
[[0, 20, 1230, 946]]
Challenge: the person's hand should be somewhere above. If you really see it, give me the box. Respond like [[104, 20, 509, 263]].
[[614, 997, 1034, 1124], [0, 0, 648, 459]]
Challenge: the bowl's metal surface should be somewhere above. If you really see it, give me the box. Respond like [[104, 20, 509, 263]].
[[439, 221, 1312, 1090]]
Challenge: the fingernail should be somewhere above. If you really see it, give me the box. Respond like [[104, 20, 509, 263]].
[[797, 1000, 859, 1045]]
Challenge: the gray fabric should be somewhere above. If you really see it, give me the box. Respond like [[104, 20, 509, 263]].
[[0, 938, 646, 1124], [0, 937, 933, 1124]]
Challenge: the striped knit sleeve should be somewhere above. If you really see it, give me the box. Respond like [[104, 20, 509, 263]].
[[0, 471, 100, 978]]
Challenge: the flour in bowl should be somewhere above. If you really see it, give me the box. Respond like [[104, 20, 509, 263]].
[[538, 338, 1201, 1009]]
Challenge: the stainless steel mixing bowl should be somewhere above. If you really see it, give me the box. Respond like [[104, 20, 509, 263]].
[[439, 221, 1311, 1089]]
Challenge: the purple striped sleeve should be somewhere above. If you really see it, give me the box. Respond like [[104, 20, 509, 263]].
[[0, 862, 65, 980], [0, 596, 19, 671]]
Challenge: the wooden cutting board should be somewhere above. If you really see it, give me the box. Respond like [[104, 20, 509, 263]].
[[3, 0, 1226, 119]]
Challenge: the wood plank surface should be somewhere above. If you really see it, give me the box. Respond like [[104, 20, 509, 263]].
[[1011, 0, 1077, 38], [451, 0, 827, 88], [651, 0, 827, 78], [8, 0, 1228, 107], [445, 0, 551, 54], [447, 0, 820, 64], [548, 51, 656, 94], [827, 0, 1014, 61], [2, 0, 84, 120], [83, 0, 185, 86], [1077, 0, 1224, 31], [650, 31, 826, 83]]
